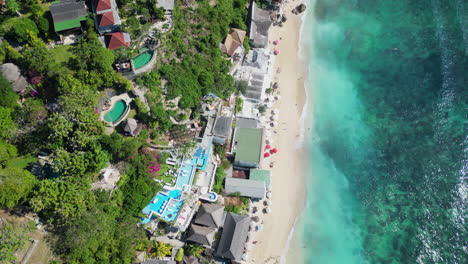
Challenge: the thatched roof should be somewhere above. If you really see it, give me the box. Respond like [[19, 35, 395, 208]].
[[0, 63, 28, 92], [124, 118, 138, 132]]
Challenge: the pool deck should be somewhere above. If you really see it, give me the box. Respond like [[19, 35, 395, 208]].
[[99, 93, 132, 127], [140, 144, 218, 229]]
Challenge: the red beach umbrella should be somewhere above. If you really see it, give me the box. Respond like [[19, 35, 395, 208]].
[[265, 145, 271, 150], [264, 152, 271, 158], [271, 148, 278, 154]]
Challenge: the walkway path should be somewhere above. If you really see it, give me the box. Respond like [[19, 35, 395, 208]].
[[20, 239, 38, 264]]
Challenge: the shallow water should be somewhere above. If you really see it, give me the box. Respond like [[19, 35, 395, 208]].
[[295, 0, 467, 263]]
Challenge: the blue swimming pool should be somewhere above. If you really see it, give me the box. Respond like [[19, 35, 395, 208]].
[[141, 189, 183, 224], [161, 200, 184, 222], [175, 163, 195, 189], [193, 146, 210, 170]]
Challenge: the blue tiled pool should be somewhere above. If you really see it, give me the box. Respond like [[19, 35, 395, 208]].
[[193, 146, 210, 170], [161, 200, 184, 222], [141, 189, 183, 224], [175, 163, 195, 189]]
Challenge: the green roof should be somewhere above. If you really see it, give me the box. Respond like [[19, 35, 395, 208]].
[[54, 16, 86, 32], [234, 128, 263, 164], [250, 169, 271, 187]]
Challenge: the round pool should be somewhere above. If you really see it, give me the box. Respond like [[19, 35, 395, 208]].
[[208, 192, 218, 201], [103, 100, 127, 124]]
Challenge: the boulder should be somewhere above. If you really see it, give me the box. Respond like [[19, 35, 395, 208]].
[[296, 4, 307, 14]]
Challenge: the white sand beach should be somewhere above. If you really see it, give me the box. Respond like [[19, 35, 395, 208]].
[[250, 1, 308, 263]]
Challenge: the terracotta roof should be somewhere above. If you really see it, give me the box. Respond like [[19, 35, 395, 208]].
[[222, 28, 246, 57], [98, 11, 114, 27], [104, 32, 130, 49], [96, 0, 112, 11]]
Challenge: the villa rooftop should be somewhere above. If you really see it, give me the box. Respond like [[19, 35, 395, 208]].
[[233, 128, 263, 167], [49, 0, 88, 32], [194, 203, 225, 228], [186, 224, 216, 247], [215, 212, 250, 261], [225, 178, 266, 199], [222, 28, 246, 57], [249, 1, 272, 48], [212, 116, 233, 138]]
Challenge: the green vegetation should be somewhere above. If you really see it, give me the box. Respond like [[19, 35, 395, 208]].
[[157, 0, 249, 109], [184, 244, 205, 258], [0, 167, 37, 208], [0, 0, 253, 262], [235, 97, 243, 114], [213, 165, 226, 193], [152, 241, 172, 258], [175, 248, 184, 261], [225, 192, 250, 215], [49, 45, 74, 66], [0, 221, 27, 263], [234, 79, 248, 95]]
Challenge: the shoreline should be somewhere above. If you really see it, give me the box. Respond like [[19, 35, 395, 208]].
[[250, 0, 308, 263]]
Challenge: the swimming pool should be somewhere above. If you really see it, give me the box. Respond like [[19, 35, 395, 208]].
[[161, 200, 184, 222], [175, 163, 195, 189], [141, 189, 182, 224], [103, 100, 127, 124], [132, 51, 154, 69], [193, 146, 210, 170]]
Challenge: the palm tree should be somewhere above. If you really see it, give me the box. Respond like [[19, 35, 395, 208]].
[[152, 241, 172, 258], [184, 244, 204, 258]]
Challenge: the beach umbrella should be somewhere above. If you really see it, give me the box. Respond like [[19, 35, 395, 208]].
[[265, 207, 272, 213], [271, 115, 279, 121], [272, 109, 280, 115], [252, 216, 260, 222], [264, 152, 271, 158], [242, 253, 249, 260], [255, 225, 263, 231], [265, 130, 272, 137], [266, 138, 274, 145], [273, 40, 280, 45], [266, 192, 272, 198], [275, 95, 282, 100], [265, 144, 271, 150], [272, 121, 278, 127], [271, 148, 278, 154], [265, 200, 272, 206], [266, 102, 273, 108], [274, 49, 280, 55]]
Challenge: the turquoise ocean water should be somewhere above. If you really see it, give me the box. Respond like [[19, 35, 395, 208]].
[[294, 0, 467, 263]]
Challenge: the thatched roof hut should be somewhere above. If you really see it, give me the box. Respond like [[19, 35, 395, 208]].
[[0, 63, 28, 93]]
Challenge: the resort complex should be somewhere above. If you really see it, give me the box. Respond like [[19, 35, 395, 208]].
[[0, 0, 301, 263]]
